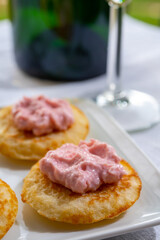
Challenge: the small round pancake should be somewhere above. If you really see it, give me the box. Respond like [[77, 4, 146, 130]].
[[0, 179, 18, 239], [21, 160, 142, 224], [0, 105, 89, 160]]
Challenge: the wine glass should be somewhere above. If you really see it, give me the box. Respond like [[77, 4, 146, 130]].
[[96, 0, 160, 132]]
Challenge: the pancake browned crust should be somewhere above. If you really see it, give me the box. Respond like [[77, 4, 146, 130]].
[[0, 179, 18, 239], [0, 105, 89, 160], [21, 160, 142, 224]]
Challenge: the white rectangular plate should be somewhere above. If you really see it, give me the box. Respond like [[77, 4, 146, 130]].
[[1, 99, 160, 240]]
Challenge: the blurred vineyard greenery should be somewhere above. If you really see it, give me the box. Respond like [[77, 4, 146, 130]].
[[0, 0, 160, 26]]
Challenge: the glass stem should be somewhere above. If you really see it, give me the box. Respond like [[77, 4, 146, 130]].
[[107, 3, 125, 97]]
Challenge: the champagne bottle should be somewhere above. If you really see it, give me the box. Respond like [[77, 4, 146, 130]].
[[10, 0, 110, 81]]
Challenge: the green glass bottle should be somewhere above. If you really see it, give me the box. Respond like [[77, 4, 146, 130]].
[[10, 0, 110, 81]]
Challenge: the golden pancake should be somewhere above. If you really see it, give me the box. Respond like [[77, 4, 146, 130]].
[[0, 179, 18, 239], [0, 105, 89, 160], [21, 160, 141, 224]]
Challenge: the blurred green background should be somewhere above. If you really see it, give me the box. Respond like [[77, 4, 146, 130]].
[[0, 0, 160, 26], [127, 0, 160, 26]]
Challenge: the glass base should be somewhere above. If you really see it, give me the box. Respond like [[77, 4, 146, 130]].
[[96, 90, 160, 132]]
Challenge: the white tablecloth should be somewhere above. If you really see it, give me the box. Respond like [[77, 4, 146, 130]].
[[0, 16, 160, 240]]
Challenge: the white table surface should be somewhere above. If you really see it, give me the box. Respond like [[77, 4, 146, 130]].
[[0, 16, 160, 240]]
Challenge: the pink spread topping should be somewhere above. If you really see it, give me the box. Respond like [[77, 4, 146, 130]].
[[39, 139, 125, 194], [12, 95, 74, 136]]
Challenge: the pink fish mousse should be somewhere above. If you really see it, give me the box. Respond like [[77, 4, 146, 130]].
[[39, 139, 125, 194], [12, 95, 74, 136]]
